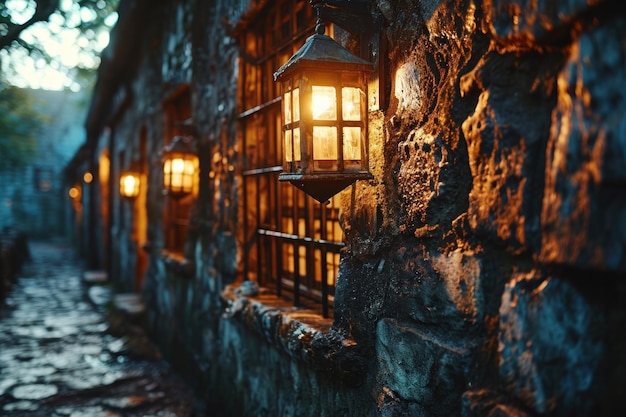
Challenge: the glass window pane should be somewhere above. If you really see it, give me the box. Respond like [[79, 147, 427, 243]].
[[342, 87, 361, 121], [343, 127, 361, 161], [293, 88, 300, 122], [312, 86, 336, 120], [284, 90, 292, 124], [313, 126, 338, 160], [285, 129, 293, 162], [293, 128, 301, 161]]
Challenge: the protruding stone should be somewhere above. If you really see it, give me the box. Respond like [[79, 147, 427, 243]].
[[499, 271, 605, 414]]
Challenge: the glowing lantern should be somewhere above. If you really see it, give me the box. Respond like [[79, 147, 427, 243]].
[[119, 171, 141, 199], [68, 186, 80, 199], [274, 13, 373, 203], [162, 135, 198, 199]]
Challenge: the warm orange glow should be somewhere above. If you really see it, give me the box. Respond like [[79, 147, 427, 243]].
[[83, 172, 93, 183], [312, 86, 336, 120], [163, 155, 198, 198], [68, 187, 79, 199], [120, 172, 141, 199], [313, 126, 338, 163], [342, 87, 361, 121], [283, 87, 302, 163], [343, 127, 362, 161]]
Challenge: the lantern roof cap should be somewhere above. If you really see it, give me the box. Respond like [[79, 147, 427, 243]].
[[274, 33, 373, 81], [163, 135, 195, 155]]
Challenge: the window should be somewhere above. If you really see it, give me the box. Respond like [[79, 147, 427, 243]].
[[163, 87, 195, 253], [238, 0, 343, 317]]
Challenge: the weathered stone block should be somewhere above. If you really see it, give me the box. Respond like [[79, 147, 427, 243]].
[[461, 50, 560, 253], [499, 271, 605, 415], [490, 0, 608, 41], [376, 318, 473, 416], [541, 16, 626, 271], [462, 389, 532, 417], [389, 246, 491, 332]]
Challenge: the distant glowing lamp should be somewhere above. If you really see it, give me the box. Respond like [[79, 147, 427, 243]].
[[83, 172, 93, 184], [68, 187, 80, 199], [162, 135, 198, 199], [274, 11, 373, 203], [119, 171, 141, 199]]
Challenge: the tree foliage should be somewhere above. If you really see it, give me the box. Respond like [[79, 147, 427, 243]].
[[0, 0, 119, 89], [0, 1, 119, 171], [0, 83, 45, 172]]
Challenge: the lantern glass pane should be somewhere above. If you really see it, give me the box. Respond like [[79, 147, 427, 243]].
[[284, 91, 292, 124], [285, 129, 293, 162], [183, 164, 194, 190], [313, 126, 338, 170], [163, 160, 171, 188], [171, 158, 186, 189], [293, 88, 300, 122], [121, 174, 139, 197], [342, 87, 361, 121], [293, 128, 301, 161], [184, 159, 195, 174], [312, 86, 336, 120], [343, 127, 361, 161]]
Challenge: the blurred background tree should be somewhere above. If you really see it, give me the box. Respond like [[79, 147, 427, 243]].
[[0, 0, 119, 91], [0, 84, 44, 172], [0, 1, 118, 171]]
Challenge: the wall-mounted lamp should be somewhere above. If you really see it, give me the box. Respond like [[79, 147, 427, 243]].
[[68, 186, 80, 199], [274, 0, 378, 203], [120, 170, 141, 199], [83, 172, 93, 184], [162, 135, 198, 199]]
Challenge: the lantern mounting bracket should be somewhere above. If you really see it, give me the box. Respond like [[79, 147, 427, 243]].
[[310, 0, 388, 110], [312, 0, 381, 38]]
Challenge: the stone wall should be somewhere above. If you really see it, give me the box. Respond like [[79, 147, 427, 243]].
[[90, 0, 626, 416]]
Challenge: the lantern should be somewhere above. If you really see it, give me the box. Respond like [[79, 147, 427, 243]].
[[162, 135, 198, 199], [119, 170, 141, 199], [274, 14, 373, 203]]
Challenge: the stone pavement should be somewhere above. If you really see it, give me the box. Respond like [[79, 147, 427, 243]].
[[0, 240, 211, 417]]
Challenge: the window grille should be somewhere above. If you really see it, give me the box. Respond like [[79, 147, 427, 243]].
[[238, 0, 343, 317]]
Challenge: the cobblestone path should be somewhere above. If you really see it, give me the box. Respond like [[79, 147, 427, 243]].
[[0, 240, 208, 417]]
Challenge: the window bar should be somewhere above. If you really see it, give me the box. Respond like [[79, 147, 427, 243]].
[[320, 202, 329, 318], [255, 138, 263, 284], [275, 177, 283, 297], [267, 174, 276, 288], [292, 188, 300, 306], [256, 229, 343, 249], [305, 196, 316, 296], [241, 67, 250, 282]]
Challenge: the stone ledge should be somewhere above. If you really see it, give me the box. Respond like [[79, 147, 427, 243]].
[[221, 283, 365, 385]]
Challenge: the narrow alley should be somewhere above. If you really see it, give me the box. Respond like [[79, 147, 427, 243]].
[[0, 239, 209, 417]]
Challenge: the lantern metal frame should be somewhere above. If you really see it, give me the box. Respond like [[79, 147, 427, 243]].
[[162, 135, 198, 199], [273, 0, 380, 203]]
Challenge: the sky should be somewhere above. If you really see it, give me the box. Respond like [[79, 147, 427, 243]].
[[1, 0, 118, 91]]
